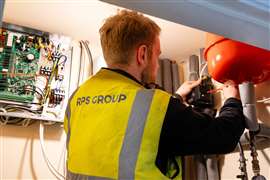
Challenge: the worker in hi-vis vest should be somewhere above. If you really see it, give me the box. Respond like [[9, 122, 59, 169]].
[[64, 10, 245, 180]]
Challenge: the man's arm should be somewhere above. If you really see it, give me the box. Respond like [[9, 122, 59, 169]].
[[159, 96, 245, 156], [158, 80, 245, 155]]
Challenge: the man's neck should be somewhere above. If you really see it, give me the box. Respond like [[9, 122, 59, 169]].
[[108, 64, 142, 83]]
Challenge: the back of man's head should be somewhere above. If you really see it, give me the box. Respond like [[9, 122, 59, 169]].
[[99, 9, 160, 67]]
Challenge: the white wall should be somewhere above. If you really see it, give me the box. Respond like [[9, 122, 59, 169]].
[[0, 123, 66, 179]]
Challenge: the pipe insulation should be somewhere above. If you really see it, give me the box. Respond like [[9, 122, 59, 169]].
[[172, 61, 180, 93], [206, 155, 220, 180], [194, 155, 208, 180], [162, 59, 173, 93], [189, 55, 199, 81], [239, 82, 259, 132], [156, 59, 163, 88]]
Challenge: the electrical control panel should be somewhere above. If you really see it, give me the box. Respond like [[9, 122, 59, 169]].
[[0, 23, 71, 122]]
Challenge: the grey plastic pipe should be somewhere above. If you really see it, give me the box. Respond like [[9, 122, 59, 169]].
[[172, 61, 180, 93], [239, 82, 259, 132], [156, 59, 163, 88], [189, 55, 199, 81], [206, 155, 220, 180], [195, 155, 208, 180], [162, 59, 173, 93]]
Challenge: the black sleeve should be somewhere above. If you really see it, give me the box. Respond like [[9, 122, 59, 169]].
[[158, 97, 246, 156]]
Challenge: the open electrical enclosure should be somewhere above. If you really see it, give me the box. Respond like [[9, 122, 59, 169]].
[[0, 22, 72, 122]]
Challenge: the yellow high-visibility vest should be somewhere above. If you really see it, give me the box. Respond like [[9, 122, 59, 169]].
[[64, 69, 182, 180]]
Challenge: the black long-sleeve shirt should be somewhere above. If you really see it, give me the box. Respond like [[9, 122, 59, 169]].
[[103, 68, 246, 176], [156, 97, 245, 175]]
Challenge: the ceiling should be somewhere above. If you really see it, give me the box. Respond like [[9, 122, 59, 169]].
[[103, 0, 270, 50], [3, 0, 205, 62]]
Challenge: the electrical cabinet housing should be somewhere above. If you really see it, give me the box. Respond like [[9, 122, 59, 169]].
[[0, 22, 72, 122]]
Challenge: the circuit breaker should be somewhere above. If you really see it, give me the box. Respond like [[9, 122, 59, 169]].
[[0, 22, 72, 122]]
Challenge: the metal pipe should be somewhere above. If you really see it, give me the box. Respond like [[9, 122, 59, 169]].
[[249, 131, 261, 177], [237, 142, 248, 180]]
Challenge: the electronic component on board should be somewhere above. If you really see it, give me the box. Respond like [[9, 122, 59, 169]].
[[49, 88, 65, 105]]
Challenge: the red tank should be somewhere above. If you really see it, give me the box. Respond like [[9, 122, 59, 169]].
[[204, 33, 270, 84]]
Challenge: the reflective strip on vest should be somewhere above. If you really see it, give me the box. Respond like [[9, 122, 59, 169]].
[[119, 89, 154, 179], [66, 171, 112, 180], [66, 89, 154, 179], [66, 88, 79, 151]]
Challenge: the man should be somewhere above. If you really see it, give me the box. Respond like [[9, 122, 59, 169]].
[[64, 10, 245, 179]]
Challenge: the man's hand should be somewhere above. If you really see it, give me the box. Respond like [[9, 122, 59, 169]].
[[223, 80, 239, 99], [176, 79, 201, 101]]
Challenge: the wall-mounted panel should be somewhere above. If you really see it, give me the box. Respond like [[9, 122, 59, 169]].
[[0, 22, 72, 122]]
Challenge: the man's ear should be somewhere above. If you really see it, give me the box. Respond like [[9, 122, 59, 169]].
[[136, 45, 148, 66]]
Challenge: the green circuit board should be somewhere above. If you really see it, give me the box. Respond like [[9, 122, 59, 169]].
[[0, 23, 70, 121], [0, 29, 40, 102]]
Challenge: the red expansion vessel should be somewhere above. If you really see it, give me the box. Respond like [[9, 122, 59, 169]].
[[204, 33, 270, 84]]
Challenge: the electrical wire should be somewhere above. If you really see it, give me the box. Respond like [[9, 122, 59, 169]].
[[21, 118, 33, 127], [67, 46, 73, 97], [42, 49, 61, 104], [4, 104, 40, 114], [0, 107, 8, 125], [57, 140, 67, 178], [0, 106, 36, 126], [39, 121, 65, 180], [77, 41, 83, 86], [257, 97, 270, 103], [81, 41, 89, 78], [200, 63, 208, 79], [82, 40, 94, 76], [80, 41, 88, 83], [58, 55, 67, 66]]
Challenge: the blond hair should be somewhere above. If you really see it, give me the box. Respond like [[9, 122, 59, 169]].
[[99, 10, 161, 66]]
